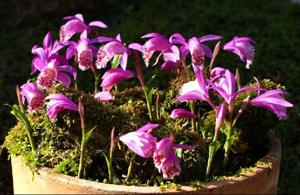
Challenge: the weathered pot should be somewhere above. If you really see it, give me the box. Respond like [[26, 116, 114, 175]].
[[11, 137, 281, 194]]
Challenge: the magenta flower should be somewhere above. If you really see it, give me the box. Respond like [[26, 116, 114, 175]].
[[153, 136, 192, 179], [94, 91, 114, 102], [211, 67, 257, 110], [45, 94, 78, 120], [188, 37, 205, 67], [169, 33, 222, 67], [170, 108, 196, 119], [161, 45, 182, 72], [223, 36, 255, 69], [96, 34, 129, 70], [177, 65, 215, 109], [119, 123, 159, 158], [251, 89, 293, 120], [130, 33, 172, 67], [59, 13, 107, 43], [100, 68, 134, 91], [31, 32, 64, 74], [20, 83, 45, 112], [36, 59, 77, 89]]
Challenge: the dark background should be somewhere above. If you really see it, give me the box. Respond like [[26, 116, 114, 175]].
[[0, 0, 299, 194]]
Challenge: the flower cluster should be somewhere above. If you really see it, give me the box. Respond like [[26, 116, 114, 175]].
[[16, 13, 293, 181]]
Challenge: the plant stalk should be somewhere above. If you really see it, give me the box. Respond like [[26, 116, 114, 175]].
[[16, 86, 35, 153], [124, 154, 136, 183], [78, 127, 85, 178], [190, 101, 196, 132], [78, 99, 86, 178]]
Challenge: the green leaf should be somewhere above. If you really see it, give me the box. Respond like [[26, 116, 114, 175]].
[[83, 126, 96, 144], [147, 87, 154, 104], [111, 55, 121, 68], [208, 141, 221, 160], [10, 104, 33, 134], [146, 73, 157, 87]]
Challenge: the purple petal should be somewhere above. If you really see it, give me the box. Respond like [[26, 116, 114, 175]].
[[43, 32, 52, 49], [198, 34, 223, 43], [128, 43, 143, 52], [89, 21, 108, 28], [57, 72, 71, 86], [141, 32, 163, 39], [136, 123, 159, 133], [94, 91, 114, 102], [170, 108, 196, 119], [169, 33, 187, 45]]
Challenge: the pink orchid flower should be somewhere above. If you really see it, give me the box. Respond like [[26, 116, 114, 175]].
[[177, 65, 216, 109], [169, 33, 222, 68], [96, 34, 129, 70], [45, 94, 78, 120], [129, 32, 172, 67], [36, 59, 77, 89], [31, 32, 64, 74], [119, 123, 159, 158], [59, 13, 107, 43], [211, 67, 258, 111], [251, 89, 293, 120], [223, 36, 255, 69], [153, 136, 193, 179], [20, 82, 45, 112]]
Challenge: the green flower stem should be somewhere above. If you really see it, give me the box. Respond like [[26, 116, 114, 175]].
[[124, 154, 136, 183], [190, 100, 196, 132], [155, 95, 160, 120], [181, 60, 190, 80], [94, 72, 99, 94], [132, 51, 153, 120], [78, 127, 85, 178], [108, 127, 115, 183], [206, 141, 220, 177], [223, 119, 233, 170], [223, 102, 235, 170], [143, 88, 153, 120], [206, 156, 213, 177]]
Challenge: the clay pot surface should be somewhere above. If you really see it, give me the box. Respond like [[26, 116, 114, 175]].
[[11, 137, 281, 194]]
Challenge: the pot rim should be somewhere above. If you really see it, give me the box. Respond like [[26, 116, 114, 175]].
[[12, 136, 281, 194]]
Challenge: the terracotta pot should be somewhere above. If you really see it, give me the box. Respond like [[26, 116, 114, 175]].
[[11, 137, 281, 194]]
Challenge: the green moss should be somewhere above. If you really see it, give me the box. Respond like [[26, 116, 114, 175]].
[[159, 181, 181, 191]]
